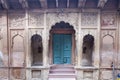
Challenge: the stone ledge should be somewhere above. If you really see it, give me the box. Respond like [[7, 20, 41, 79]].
[[75, 66, 98, 71], [26, 66, 50, 70]]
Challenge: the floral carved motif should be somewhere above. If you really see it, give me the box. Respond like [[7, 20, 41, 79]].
[[101, 13, 116, 27], [81, 12, 98, 27]]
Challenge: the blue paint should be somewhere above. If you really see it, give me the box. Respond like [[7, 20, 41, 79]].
[[53, 34, 72, 64]]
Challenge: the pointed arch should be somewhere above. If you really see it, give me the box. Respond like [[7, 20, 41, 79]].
[[11, 34, 24, 67], [101, 34, 114, 67]]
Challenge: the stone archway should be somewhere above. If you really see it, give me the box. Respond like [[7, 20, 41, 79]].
[[49, 21, 76, 65]]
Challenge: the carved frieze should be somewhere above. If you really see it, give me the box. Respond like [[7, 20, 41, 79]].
[[9, 13, 26, 28], [81, 12, 98, 27], [101, 13, 116, 27], [29, 12, 44, 27]]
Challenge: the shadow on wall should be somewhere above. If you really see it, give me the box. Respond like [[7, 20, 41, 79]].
[[81, 34, 94, 66]]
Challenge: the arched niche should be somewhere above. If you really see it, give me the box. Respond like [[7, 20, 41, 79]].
[[101, 35, 114, 67], [31, 34, 43, 66], [81, 34, 94, 66], [12, 35, 24, 67]]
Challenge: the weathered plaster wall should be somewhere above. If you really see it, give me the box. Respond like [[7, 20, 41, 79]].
[[0, 10, 119, 80]]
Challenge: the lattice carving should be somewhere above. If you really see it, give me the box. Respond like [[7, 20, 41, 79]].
[[81, 12, 98, 27]]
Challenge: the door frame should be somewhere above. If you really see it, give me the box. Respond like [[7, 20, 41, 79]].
[[49, 29, 75, 65]]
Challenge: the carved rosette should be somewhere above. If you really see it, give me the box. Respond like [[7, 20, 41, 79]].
[[81, 12, 98, 27], [101, 13, 116, 27], [29, 12, 44, 27], [9, 13, 26, 28]]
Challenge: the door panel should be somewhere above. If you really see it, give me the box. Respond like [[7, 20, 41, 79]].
[[53, 34, 62, 64], [53, 34, 72, 64]]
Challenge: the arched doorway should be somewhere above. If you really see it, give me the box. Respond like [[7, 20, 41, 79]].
[[49, 21, 75, 64]]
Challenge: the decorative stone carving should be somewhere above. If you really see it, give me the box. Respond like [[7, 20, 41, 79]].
[[46, 13, 78, 40], [46, 13, 78, 31], [11, 69, 25, 79], [101, 13, 116, 27], [0, 69, 8, 79], [9, 13, 26, 28], [29, 12, 44, 27], [81, 12, 98, 27]]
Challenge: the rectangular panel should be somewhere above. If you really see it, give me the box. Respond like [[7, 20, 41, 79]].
[[0, 69, 8, 79], [53, 34, 62, 64], [32, 70, 41, 78], [63, 34, 72, 64], [10, 29, 25, 67], [10, 68, 25, 80]]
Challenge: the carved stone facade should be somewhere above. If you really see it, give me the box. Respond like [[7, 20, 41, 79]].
[[0, 10, 119, 80], [81, 12, 98, 27]]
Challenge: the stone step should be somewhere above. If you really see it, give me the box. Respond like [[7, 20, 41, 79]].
[[48, 78, 76, 80], [48, 64, 76, 80], [49, 69, 75, 73], [49, 73, 76, 78], [50, 64, 74, 69]]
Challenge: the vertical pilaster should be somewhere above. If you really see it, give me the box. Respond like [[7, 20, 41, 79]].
[[25, 10, 30, 80]]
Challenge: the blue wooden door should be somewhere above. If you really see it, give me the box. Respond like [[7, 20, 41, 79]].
[[53, 34, 72, 64]]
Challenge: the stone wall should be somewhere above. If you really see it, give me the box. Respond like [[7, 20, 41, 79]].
[[0, 9, 119, 80]]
